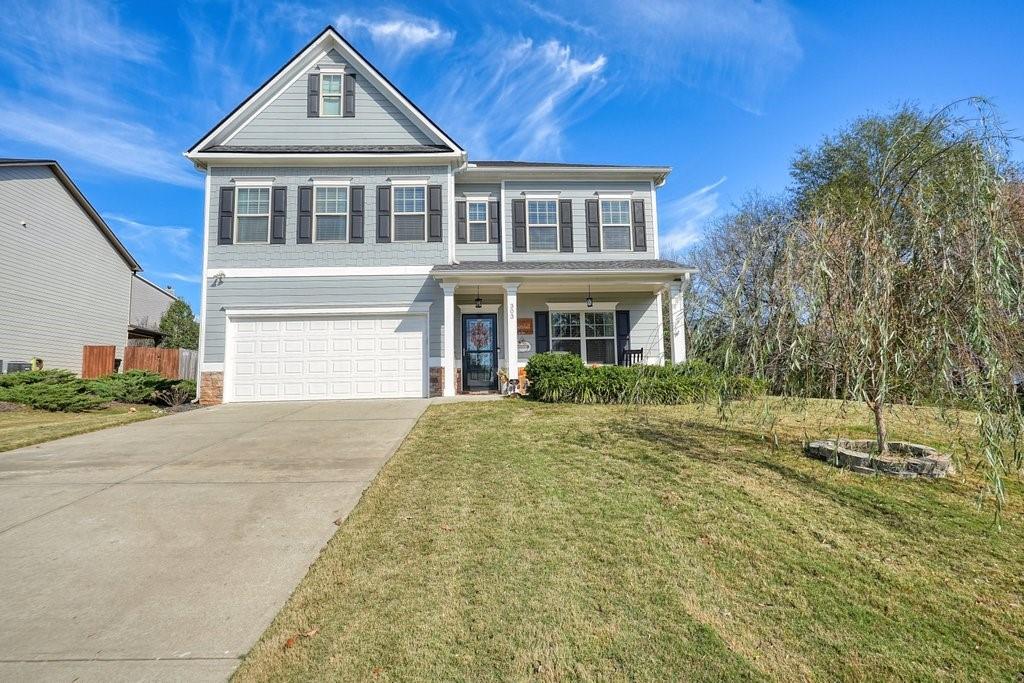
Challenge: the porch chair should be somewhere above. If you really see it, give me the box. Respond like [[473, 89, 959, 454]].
[[621, 348, 643, 367]]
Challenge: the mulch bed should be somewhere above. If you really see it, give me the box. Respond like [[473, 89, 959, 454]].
[[0, 401, 25, 413]]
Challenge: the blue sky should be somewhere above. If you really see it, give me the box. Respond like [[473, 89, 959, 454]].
[[1, 0, 1021, 311]]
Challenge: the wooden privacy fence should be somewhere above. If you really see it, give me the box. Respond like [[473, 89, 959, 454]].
[[81, 345, 116, 379], [123, 347, 197, 380]]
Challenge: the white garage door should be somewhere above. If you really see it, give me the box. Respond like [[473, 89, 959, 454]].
[[227, 315, 426, 402]]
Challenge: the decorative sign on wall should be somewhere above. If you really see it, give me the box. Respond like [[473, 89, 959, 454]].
[[517, 318, 534, 335], [518, 340, 532, 353]]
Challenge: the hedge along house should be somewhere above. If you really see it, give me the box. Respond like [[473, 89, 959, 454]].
[[186, 26, 694, 404]]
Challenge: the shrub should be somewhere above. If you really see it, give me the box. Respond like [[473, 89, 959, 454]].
[[154, 379, 196, 407], [525, 352, 586, 387], [0, 369, 78, 389], [529, 360, 763, 405], [89, 370, 172, 404], [0, 376, 106, 412]]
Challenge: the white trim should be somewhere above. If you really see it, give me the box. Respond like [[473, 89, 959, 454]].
[[466, 199, 489, 243], [598, 198, 633, 252], [499, 180, 507, 261], [442, 283, 457, 397], [447, 167, 456, 264], [312, 185, 350, 243], [459, 303, 501, 313], [520, 191, 560, 199], [388, 175, 432, 185], [200, 362, 224, 372], [196, 172, 212, 398], [656, 289, 666, 363], [319, 72, 344, 117], [434, 267, 695, 278], [391, 184, 428, 242], [189, 29, 464, 154], [230, 176, 274, 186], [459, 191, 496, 199], [210, 266, 433, 278], [547, 302, 618, 312], [234, 186, 271, 244], [224, 304, 431, 318], [549, 309, 618, 365], [188, 152, 463, 167], [525, 197, 559, 252], [316, 65, 347, 74], [310, 176, 352, 186], [595, 192, 634, 199], [650, 180, 661, 259]]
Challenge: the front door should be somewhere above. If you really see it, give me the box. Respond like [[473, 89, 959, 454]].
[[462, 314, 498, 392]]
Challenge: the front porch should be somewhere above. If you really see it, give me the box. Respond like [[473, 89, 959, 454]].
[[430, 260, 694, 397]]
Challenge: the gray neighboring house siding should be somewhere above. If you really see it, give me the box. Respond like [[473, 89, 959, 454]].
[[203, 275, 443, 364], [0, 165, 133, 374], [130, 276, 176, 332], [229, 50, 439, 147], [503, 181, 657, 261], [454, 182, 501, 262], [206, 165, 450, 268]]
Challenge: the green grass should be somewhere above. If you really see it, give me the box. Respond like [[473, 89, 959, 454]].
[[0, 404, 163, 452], [234, 399, 1024, 682]]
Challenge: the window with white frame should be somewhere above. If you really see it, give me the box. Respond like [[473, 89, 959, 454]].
[[314, 186, 348, 241], [468, 201, 488, 242], [235, 187, 270, 243], [527, 199, 558, 251], [393, 185, 426, 241], [600, 199, 632, 250], [550, 311, 616, 364], [321, 74, 343, 116]]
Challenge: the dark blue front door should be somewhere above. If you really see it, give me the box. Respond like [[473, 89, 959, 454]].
[[462, 314, 498, 391]]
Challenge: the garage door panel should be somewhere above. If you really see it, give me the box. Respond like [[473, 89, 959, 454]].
[[229, 315, 426, 402]]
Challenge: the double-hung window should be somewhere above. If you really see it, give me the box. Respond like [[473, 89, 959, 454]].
[[235, 187, 270, 243], [468, 201, 488, 242], [550, 311, 617, 364], [314, 186, 348, 241], [527, 199, 558, 251], [321, 74, 343, 116], [393, 185, 426, 241], [600, 199, 632, 250]]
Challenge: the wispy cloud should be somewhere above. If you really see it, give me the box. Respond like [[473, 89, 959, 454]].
[[105, 215, 196, 260], [431, 38, 608, 160], [520, 1, 597, 36], [660, 177, 727, 253], [336, 11, 455, 61], [152, 271, 202, 285]]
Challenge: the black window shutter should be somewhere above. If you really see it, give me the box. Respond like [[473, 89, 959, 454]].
[[217, 187, 234, 244], [631, 199, 647, 251], [350, 186, 364, 242], [270, 186, 287, 244], [512, 199, 527, 252], [297, 186, 313, 243], [427, 185, 443, 242], [585, 199, 601, 252], [343, 73, 356, 117], [615, 310, 631, 364], [558, 199, 574, 252], [307, 74, 320, 118], [455, 200, 467, 243], [488, 199, 500, 243], [377, 186, 391, 242], [535, 311, 550, 353]]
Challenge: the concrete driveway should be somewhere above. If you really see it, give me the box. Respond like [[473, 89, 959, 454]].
[[0, 399, 429, 682]]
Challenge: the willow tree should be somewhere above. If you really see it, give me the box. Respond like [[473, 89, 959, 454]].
[[694, 100, 1024, 503]]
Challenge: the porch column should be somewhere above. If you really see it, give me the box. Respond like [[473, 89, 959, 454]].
[[503, 282, 520, 387], [669, 279, 687, 364], [442, 282, 457, 397]]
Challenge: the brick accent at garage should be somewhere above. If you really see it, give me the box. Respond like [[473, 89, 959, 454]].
[[429, 367, 463, 397], [200, 371, 224, 405]]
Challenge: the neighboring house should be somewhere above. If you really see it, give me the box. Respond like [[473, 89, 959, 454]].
[[129, 275, 178, 346], [0, 159, 141, 375], [186, 26, 693, 405]]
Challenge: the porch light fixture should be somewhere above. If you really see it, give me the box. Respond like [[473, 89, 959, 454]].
[[474, 286, 482, 309], [585, 284, 593, 308]]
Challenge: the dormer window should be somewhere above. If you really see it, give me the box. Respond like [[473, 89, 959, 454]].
[[321, 74, 343, 116]]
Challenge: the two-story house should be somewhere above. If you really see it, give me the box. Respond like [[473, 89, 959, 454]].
[[187, 26, 693, 404]]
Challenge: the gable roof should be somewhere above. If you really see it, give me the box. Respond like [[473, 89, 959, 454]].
[[187, 26, 464, 158], [0, 159, 140, 271]]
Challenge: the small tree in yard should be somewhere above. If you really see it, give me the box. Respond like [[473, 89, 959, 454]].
[[692, 99, 1024, 506], [159, 299, 199, 350]]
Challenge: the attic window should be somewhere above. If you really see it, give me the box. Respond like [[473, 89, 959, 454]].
[[321, 74, 343, 116]]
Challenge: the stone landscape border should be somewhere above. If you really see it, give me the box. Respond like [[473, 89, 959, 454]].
[[805, 439, 952, 478]]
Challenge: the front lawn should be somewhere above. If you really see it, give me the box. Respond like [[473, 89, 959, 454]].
[[235, 399, 1024, 681], [0, 404, 163, 452]]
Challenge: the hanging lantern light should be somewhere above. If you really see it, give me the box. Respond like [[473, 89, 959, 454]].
[[585, 284, 593, 308], [474, 285, 483, 309]]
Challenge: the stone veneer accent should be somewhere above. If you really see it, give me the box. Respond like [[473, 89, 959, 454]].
[[200, 371, 224, 406], [805, 439, 952, 478]]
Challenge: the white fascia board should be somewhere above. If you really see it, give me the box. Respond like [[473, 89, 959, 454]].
[[230, 176, 275, 185], [459, 166, 672, 184], [209, 266, 434, 278], [186, 152, 462, 169]]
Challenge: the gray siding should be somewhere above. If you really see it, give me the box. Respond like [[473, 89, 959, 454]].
[[130, 276, 176, 331], [0, 166, 131, 374], [207, 166, 451, 268], [203, 275, 443, 364], [503, 181, 657, 261], [454, 182, 501, 261], [229, 50, 439, 146]]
